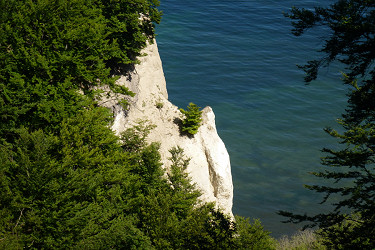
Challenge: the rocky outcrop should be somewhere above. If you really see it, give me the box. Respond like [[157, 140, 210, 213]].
[[102, 41, 233, 216]]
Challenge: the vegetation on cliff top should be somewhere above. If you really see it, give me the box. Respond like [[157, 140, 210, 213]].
[[179, 102, 203, 136]]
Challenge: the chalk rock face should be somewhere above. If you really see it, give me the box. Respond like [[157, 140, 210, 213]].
[[106, 41, 233, 215]]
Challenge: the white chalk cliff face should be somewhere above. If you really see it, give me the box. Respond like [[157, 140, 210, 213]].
[[105, 41, 233, 216]]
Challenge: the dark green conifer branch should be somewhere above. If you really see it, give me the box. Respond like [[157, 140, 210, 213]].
[[179, 102, 203, 136]]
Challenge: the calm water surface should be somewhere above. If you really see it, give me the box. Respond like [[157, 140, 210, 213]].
[[156, 0, 346, 237]]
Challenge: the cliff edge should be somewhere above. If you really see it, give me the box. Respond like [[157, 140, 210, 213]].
[[102, 41, 233, 215]]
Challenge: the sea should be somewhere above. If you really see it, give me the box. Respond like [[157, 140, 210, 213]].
[[156, 0, 348, 238]]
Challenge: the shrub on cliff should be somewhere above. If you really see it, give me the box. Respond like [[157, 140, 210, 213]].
[[179, 102, 203, 135]]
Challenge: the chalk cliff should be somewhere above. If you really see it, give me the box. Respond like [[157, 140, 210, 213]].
[[102, 41, 233, 215]]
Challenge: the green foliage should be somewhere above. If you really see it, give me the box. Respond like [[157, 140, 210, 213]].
[[179, 102, 203, 135], [156, 101, 164, 109], [234, 216, 276, 250], [280, 0, 375, 248], [0, 114, 274, 248], [0, 0, 161, 139], [120, 120, 157, 153], [0, 108, 165, 248], [137, 146, 236, 249], [97, 0, 162, 66], [1, 109, 133, 248], [316, 213, 369, 249], [167, 146, 201, 214]]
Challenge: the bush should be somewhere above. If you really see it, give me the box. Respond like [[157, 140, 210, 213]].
[[234, 216, 276, 250], [179, 103, 203, 135]]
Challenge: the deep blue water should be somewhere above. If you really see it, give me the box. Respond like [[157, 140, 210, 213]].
[[156, 0, 347, 238]]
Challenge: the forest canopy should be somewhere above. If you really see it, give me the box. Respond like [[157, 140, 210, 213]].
[[0, 0, 161, 139]]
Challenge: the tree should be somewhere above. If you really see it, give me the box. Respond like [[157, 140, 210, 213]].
[[279, 0, 375, 248], [233, 216, 276, 250], [0, 0, 161, 141], [179, 102, 203, 135], [0, 108, 153, 249]]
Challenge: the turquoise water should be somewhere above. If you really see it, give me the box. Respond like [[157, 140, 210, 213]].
[[156, 0, 347, 237]]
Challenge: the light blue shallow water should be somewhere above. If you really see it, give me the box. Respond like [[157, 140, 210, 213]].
[[156, 0, 347, 237]]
